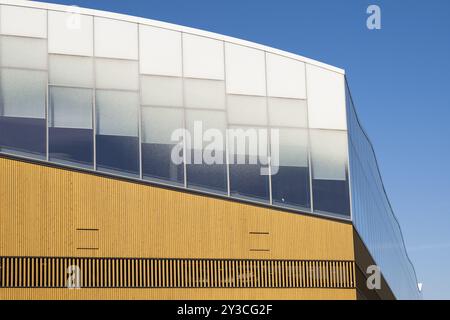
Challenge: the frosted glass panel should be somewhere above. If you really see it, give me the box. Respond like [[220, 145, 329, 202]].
[[272, 128, 310, 209], [185, 109, 227, 149], [225, 43, 266, 96], [185, 79, 225, 110], [49, 54, 94, 87], [96, 59, 139, 91], [49, 87, 92, 129], [96, 90, 139, 136], [276, 128, 308, 167], [48, 11, 93, 56], [142, 107, 184, 144], [268, 98, 307, 128], [185, 109, 227, 194], [139, 25, 181, 76], [1, 69, 46, 119], [141, 76, 183, 107], [1, 36, 47, 69], [306, 64, 347, 130], [141, 106, 184, 185], [266, 53, 306, 99], [229, 125, 270, 202], [310, 129, 348, 181], [0, 5, 47, 38], [227, 95, 267, 125], [95, 17, 138, 60], [183, 34, 224, 80]]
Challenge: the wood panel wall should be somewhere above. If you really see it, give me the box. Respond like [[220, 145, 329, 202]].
[[0, 156, 356, 300]]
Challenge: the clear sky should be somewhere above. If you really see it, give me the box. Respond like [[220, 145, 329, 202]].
[[43, 0, 450, 299]]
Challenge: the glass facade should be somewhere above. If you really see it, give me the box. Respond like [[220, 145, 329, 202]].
[[346, 83, 421, 300], [0, 2, 420, 299]]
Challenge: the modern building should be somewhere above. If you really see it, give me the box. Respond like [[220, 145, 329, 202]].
[[0, 0, 420, 300]]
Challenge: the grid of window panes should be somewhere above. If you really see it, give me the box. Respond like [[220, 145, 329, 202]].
[[0, 4, 351, 219], [346, 83, 422, 300]]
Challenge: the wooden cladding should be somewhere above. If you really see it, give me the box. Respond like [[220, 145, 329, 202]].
[[0, 257, 355, 289]]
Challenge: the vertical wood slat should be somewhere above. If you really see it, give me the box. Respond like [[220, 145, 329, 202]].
[[0, 257, 355, 290]]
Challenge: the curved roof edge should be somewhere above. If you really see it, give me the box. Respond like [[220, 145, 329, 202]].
[[1, 0, 345, 75]]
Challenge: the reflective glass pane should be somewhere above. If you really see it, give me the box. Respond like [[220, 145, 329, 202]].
[[229, 125, 270, 202], [95, 58, 139, 91], [185, 109, 227, 194], [227, 95, 267, 126], [49, 54, 94, 87], [271, 128, 310, 209], [184, 79, 225, 110], [310, 129, 350, 216], [268, 98, 307, 128], [141, 75, 183, 107], [49, 87, 93, 167], [0, 69, 46, 158], [96, 90, 139, 176], [142, 106, 184, 185], [1, 36, 47, 69]]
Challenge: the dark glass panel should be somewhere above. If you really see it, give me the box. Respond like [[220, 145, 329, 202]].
[[49, 127, 93, 167], [142, 142, 184, 185], [187, 149, 227, 194], [312, 178, 350, 217], [96, 134, 139, 177], [0, 116, 46, 158], [272, 166, 310, 209]]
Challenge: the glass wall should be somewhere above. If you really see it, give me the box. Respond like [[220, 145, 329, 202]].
[[0, 4, 354, 219], [346, 82, 421, 300], [0, 3, 353, 219], [0, 36, 47, 159]]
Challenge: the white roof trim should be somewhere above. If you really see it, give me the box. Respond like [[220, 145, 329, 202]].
[[0, 0, 345, 74]]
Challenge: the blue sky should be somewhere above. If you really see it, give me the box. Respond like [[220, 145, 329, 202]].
[[44, 0, 450, 299]]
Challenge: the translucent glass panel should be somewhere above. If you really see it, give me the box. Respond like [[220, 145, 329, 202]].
[[0, 69, 46, 118], [139, 25, 182, 76], [0, 69, 46, 157], [271, 128, 310, 209], [0, 5, 47, 38], [0, 36, 47, 69], [95, 59, 139, 91], [141, 75, 183, 107], [48, 11, 93, 56], [142, 107, 184, 185], [96, 90, 139, 176], [310, 129, 350, 216], [228, 126, 270, 202], [49, 54, 94, 87], [183, 34, 224, 80], [185, 109, 227, 193], [49, 87, 93, 167], [306, 64, 347, 130], [94, 17, 138, 60], [227, 95, 267, 126], [184, 79, 225, 110], [268, 98, 307, 128], [266, 53, 306, 99], [225, 43, 266, 96]]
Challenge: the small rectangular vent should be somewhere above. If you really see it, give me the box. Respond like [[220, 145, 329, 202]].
[[0, 257, 355, 289]]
